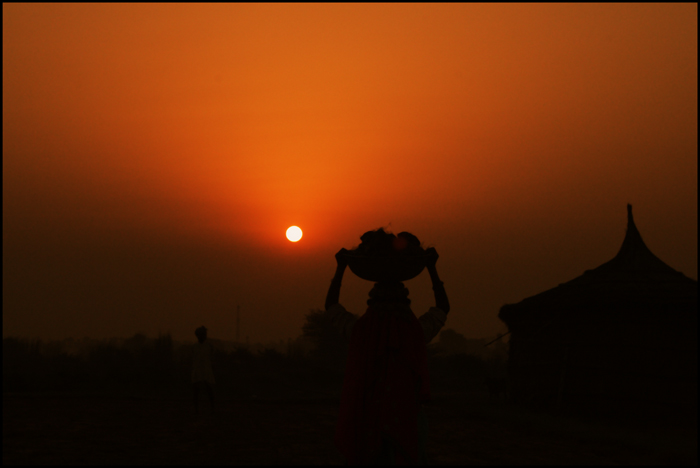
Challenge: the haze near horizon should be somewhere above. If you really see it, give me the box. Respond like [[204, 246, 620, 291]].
[[3, 3, 697, 343]]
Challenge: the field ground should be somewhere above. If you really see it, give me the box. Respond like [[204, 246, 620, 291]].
[[3, 392, 697, 465]]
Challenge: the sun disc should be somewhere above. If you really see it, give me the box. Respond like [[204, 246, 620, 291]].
[[286, 226, 302, 242]]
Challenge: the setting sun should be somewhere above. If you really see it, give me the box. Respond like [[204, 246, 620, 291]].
[[286, 226, 302, 242]]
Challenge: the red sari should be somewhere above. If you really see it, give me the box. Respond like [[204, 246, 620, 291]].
[[335, 304, 430, 465]]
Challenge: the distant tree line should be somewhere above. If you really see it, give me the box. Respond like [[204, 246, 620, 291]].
[[3, 310, 507, 399]]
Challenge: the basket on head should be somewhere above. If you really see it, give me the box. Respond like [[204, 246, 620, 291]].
[[345, 251, 428, 282], [343, 229, 427, 282]]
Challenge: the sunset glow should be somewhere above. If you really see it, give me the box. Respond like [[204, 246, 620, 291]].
[[3, 3, 696, 344]]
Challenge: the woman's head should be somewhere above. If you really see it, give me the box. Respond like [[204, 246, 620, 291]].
[[367, 281, 411, 306], [195, 326, 208, 343]]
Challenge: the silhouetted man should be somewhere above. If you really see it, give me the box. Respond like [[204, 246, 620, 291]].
[[192, 326, 215, 416], [326, 246, 449, 465]]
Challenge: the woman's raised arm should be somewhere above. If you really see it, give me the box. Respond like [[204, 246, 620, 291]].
[[325, 248, 349, 311], [425, 248, 449, 314]]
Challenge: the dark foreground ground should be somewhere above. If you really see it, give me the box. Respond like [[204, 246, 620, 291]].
[[4, 392, 697, 465]]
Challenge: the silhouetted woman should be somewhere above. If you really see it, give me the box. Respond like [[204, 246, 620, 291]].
[[192, 326, 215, 416], [326, 246, 449, 465]]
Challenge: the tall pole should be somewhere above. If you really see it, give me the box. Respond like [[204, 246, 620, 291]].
[[236, 305, 240, 343]]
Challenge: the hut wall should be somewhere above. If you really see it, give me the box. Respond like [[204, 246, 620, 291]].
[[507, 305, 697, 415]]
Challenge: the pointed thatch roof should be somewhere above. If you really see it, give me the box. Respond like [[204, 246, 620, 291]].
[[499, 205, 697, 331], [591, 204, 687, 280]]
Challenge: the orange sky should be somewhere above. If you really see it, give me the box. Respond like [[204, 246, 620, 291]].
[[3, 4, 697, 343]]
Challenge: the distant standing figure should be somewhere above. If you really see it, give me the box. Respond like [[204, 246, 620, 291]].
[[326, 242, 450, 465], [192, 326, 215, 415]]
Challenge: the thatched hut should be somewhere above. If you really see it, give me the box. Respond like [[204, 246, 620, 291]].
[[498, 205, 697, 416]]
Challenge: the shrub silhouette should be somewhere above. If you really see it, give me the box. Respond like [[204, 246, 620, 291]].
[[301, 308, 350, 370]]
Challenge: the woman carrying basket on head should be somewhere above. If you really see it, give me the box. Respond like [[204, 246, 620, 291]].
[[325, 229, 450, 465]]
